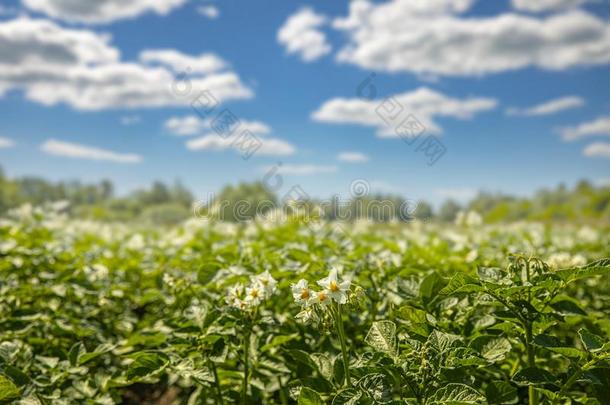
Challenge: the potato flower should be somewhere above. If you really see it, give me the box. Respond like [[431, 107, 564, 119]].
[[291, 279, 312, 307], [253, 270, 277, 297], [317, 269, 350, 304], [245, 284, 263, 306], [312, 290, 332, 307], [226, 283, 245, 308]]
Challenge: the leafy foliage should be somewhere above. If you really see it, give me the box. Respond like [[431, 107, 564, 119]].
[[0, 206, 608, 404]]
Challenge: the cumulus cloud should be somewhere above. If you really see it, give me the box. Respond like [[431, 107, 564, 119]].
[[278, 7, 331, 62], [165, 115, 209, 136], [261, 164, 337, 175], [312, 87, 497, 136], [185, 120, 293, 155], [166, 116, 270, 137], [0, 137, 15, 148], [506, 96, 584, 116], [583, 142, 610, 158], [558, 116, 610, 141], [22, 0, 188, 24], [40, 139, 142, 163], [511, 0, 589, 12], [197, 5, 219, 19], [337, 151, 369, 163], [0, 17, 252, 111], [187, 134, 295, 156], [332, 0, 610, 76], [139, 49, 226, 74]]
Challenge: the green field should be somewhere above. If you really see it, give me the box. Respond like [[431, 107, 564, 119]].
[[0, 207, 609, 404]]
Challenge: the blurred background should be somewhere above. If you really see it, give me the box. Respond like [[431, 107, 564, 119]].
[[1, 0, 609, 225]]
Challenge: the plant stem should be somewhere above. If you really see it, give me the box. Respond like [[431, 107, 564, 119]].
[[209, 360, 224, 405], [335, 303, 352, 387], [242, 329, 251, 405], [524, 322, 539, 405], [551, 356, 607, 405]]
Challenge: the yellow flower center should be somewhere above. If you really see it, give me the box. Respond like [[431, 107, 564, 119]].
[[250, 289, 259, 298], [300, 289, 310, 299], [329, 280, 339, 292], [318, 291, 328, 302]]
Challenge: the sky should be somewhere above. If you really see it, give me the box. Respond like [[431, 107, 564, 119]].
[[0, 0, 610, 205]]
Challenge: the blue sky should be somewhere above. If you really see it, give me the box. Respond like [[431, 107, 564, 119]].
[[1, 0, 609, 205]]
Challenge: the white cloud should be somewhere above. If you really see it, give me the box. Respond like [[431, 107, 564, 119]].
[[506, 96, 584, 116], [511, 0, 589, 12], [166, 116, 270, 137], [0, 17, 252, 111], [435, 187, 477, 201], [197, 5, 219, 19], [40, 139, 142, 163], [22, 0, 188, 24], [337, 151, 369, 163], [165, 115, 209, 136], [187, 133, 295, 156], [261, 164, 337, 175], [278, 7, 331, 62], [558, 116, 610, 141], [120, 115, 141, 125], [0, 137, 15, 148], [139, 49, 226, 74], [312, 87, 497, 136], [332, 0, 610, 76], [583, 142, 610, 158]]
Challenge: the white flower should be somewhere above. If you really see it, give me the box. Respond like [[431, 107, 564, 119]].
[[291, 279, 312, 307], [226, 283, 245, 308], [245, 284, 263, 307], [311, 290, 332, 307], [317, 269, 350, 304], [253, 270, 277, 297]]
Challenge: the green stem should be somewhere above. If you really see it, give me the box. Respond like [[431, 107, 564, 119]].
[[209, 360, 224, 405], [551, 356, 607, 405], [242, 329, 250, 405], [524, 322, 539, 405], [335, 303, 352, 387]]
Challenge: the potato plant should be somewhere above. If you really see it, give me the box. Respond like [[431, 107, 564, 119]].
[[0, 207, 608, 404]]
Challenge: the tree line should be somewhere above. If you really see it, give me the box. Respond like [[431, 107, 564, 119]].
[[1, 166, 608, 224]]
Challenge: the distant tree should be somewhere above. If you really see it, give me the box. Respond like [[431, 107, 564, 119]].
[[438, 200, 461, 222], [209, 182, 277, 222]]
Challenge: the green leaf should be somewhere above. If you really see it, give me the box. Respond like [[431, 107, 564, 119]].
[[365, 321, 398, 358], [478, 267, 510, 285], [419, 272, 446, 303], [550, 300, 587, 316], [555, 259, 610, 282], [298, 387, 324, 405], [310, 353, 333, 382], [260, 334, 299, 353], [428, 383, 485, 404], [533, 334, 585, 358], [439, 273, 481, 296], [471, 336, 512, 362], [357, 373, 392, 403], [79, 343, 115, 365], [486, 381, 518, 404], [332, 388, 362, 405], [125, 352, 169, 382], [512, 367, 556, 386], [428, 330, 463, 352], [578, 329, 605, 352], [0, 374, 20, 402]]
